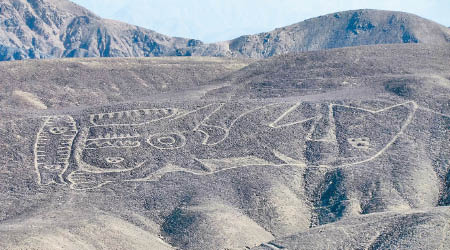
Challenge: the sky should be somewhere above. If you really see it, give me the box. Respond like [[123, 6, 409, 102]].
[[72, 0, 450, 43]]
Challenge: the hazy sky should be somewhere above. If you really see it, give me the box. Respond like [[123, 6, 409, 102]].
[[72, 0, 450, 42]]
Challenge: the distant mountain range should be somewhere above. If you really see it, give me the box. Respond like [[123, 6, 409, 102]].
[[200, 10, 450, 58], [0, 0, 449, 61], [0, 0, 202, 60]]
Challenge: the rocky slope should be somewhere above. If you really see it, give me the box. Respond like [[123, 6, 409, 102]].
[[0, 56, 252, 120], [0, 0, 449, 60], [0, 43, 449, 249], [0, 0, 201, 60], [194, 9, 450, 58]]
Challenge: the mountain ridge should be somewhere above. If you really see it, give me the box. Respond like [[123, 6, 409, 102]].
[[0, 0, 202, 60], [191, 9, 450, 58], [0, 0, 449, 60]]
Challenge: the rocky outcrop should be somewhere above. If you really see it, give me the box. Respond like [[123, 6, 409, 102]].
[[0, 0, 200, 60], [192, 9, 450, 58], [0, 1, 449, 61]]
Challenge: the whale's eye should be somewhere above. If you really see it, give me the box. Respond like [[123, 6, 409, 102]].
[[158, 136, 176, 144], [147, 133, 186, 150], [105, 157, 125, 164]]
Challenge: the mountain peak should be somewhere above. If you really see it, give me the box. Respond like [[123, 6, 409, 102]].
[[0, 2, 449, 61], [189, 9, 450, 58], [0, 0, 197, 60]]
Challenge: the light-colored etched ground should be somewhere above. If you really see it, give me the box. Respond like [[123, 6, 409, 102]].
[[0, 44, 449, 250]]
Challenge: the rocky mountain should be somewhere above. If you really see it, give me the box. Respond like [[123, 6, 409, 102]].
[[0, 0, 449, 60], [0, 0, 202, 60], [0, 1, 449, 249], [193, 9, 450, 58], [0, 43, 449, 249]]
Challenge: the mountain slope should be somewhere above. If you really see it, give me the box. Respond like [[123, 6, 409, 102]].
[[192, 9, 450, 58], [253, 208, 450, 249], [0, 44, 449, 249], [0, 1, 449, 60], [217, 43, 450, 110], [0, 0, 201, 60], [0, 56, 252, 120]]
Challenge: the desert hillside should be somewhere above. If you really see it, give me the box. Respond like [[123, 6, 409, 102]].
[[0, 43, 449, 249]]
